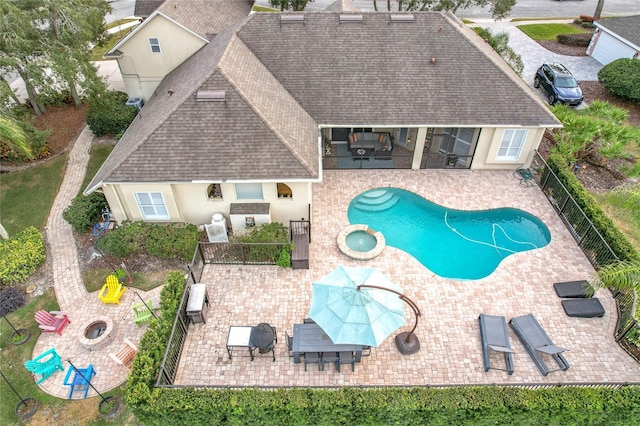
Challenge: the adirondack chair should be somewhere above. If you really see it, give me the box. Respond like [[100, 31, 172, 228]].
[[132, 301, 154, 326], [98, 274, 127, 304], [34, 310, 70, 335], [109, 338, 138, 367], [24, 348, 64, 384], [63, 364, 96, 399]]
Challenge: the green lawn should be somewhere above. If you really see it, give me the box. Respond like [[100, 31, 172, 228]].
[[517, 23, 589, 40], [0, 154, 67, 236], [82, 143, 114, 194]]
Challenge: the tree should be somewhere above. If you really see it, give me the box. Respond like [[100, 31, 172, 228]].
[[396, 0, 517, 20], [269, 0, 313, 11], [593, 0, 605, 20]]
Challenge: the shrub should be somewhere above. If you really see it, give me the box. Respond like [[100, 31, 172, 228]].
[[236, 222, 292, 266], [97, 221, 150, 258], [86, 91, 137, 137], [146, 224, 199, 261], [0, 226, 45, 287], [63, 192, 108, 233], [556, 33, 591, 47], [598, 58, 640, 102]]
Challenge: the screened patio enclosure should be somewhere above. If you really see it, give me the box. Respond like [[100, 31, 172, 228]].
[[321, 127, 478, 170]]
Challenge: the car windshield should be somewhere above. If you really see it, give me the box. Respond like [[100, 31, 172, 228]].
[[555, 76, 578, 88]]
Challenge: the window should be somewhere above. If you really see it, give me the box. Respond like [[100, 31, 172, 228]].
[[207, 184, 223, 199], [497, 129, 527, 161], [235, 183, 263, 200], [149, 38, 161, 53], [134, 192, 169, 220], [277, 183, 292, 198]]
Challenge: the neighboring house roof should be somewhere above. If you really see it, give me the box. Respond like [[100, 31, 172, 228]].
[[87, 12, 559, 193], [134, 0, 165, 18], [595, 15, 640, 49], [156, 0, 253, 39]]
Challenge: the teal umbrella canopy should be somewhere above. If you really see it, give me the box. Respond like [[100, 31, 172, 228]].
[[308, 266, 406, 347]]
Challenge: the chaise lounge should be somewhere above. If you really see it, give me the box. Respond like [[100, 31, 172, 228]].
[[509, 313, 570, 376], [553, 280, 592, 298], [479, 314, 515, 374]]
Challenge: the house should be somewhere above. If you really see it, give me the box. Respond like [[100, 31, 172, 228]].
[[85, 12, 561, 232], [106, 0, 253, 101], [586, 15, 640, 65]]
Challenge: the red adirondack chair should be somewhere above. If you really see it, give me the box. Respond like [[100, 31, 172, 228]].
[[35, 310, 70, 335]]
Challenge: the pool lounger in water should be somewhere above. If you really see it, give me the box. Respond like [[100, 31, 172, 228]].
[[553, 280, 592, 298], [561, 298, 605, 318]]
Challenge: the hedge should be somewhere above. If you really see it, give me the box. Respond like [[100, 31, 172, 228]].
[[598, 58, 640, 103], [126, 273, 640, 425], [546, 153, 640, 263], [0, 226, 45, 287]]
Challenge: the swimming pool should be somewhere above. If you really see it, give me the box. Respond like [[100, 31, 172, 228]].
[[347, 188, 551, 280]]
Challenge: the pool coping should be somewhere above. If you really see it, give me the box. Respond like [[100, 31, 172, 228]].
[[337, 224, 386, 261]]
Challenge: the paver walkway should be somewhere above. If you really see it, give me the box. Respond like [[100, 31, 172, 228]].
[[31, 126, 161, 399]]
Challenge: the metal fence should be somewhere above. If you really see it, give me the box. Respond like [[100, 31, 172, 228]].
[[197, 242, 288, 265], [530, 151, 639, 360]]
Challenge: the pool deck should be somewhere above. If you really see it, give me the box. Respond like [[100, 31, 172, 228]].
[[176, 170, 640, 387]]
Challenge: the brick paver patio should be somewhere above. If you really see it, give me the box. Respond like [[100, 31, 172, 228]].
[[176, 170, 640, 387]]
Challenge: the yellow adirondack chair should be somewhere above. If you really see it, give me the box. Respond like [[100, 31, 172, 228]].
[[98, 275, 127, 304]]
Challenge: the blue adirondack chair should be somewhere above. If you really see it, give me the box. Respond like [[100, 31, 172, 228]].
[[24, 348, 64, 384], [63, 364, 96, 399]]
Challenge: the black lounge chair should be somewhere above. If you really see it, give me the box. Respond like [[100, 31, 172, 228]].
[[561, 298, 605, 318], [479, 314, 515, 375], [553, 280, 592, 298], [509, 314, 570, 376]]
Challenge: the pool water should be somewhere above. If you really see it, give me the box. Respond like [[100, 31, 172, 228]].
[[348, 188, 551, 280], [345, 230, 378, 252]]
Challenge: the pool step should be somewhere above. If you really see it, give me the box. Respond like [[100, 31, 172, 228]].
[[353, 190, 399, 212]]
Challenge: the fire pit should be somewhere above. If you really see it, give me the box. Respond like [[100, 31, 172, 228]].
[[78, 316, 114, 350]]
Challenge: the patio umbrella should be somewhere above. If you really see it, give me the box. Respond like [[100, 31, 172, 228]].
[[308, 266, 406, 347]]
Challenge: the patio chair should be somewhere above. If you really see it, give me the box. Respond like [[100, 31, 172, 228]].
[[109, 338, 138, 367], [24, 347, 64, 384], [337, 351, 356, 372], [285, 331, 293, 357], [304, 352, 322, 371], [63, 364, 96, 399], [98, 274, 127, 304], [561, 298, 605, 318], [514, 166, 535, 187], [553, 280, 592, 298], [132, 301, 154, 326], [478, 314, 515, 375], [509, 313, 570, 376], [321, 352, 339, 371], [34, 310, 70, 335]]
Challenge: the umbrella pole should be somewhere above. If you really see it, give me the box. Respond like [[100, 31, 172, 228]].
[[357, 285, 422, 355]]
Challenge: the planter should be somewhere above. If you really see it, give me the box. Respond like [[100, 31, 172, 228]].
[[98, 396, 120, 417], [11, 329, 31, 345], [15, 397, 38, 420]]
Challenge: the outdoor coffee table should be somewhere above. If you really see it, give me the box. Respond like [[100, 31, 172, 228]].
[[226, 326, 253, 360]]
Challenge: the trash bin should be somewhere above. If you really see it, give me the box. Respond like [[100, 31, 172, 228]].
[[125, 97, 144, 112], [186, 283, 210, 324]]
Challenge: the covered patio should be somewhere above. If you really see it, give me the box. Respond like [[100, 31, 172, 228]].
[[174, 170, 640, 387]]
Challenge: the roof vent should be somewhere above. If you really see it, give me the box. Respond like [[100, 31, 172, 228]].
[[390, 14, 414, 23], [196, 90, 225, 102], [280, 15, 304, 24], [339, 14, 363, 23]]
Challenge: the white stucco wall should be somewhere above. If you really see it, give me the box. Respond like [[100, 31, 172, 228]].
[[115, 14, 207, 101]]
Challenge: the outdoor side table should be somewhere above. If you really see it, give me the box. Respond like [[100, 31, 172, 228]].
[[226, 326, 253, 360], [186, 283, 209, 324]]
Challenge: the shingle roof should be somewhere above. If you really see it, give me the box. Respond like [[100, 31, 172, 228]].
[[596, 15, 640, 48], [87, 12, 560, 192], [157, 0, 253, 39], [134, 0, 165, 18]]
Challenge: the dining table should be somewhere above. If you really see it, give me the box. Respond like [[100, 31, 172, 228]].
[[292, 323, 363, 364]]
